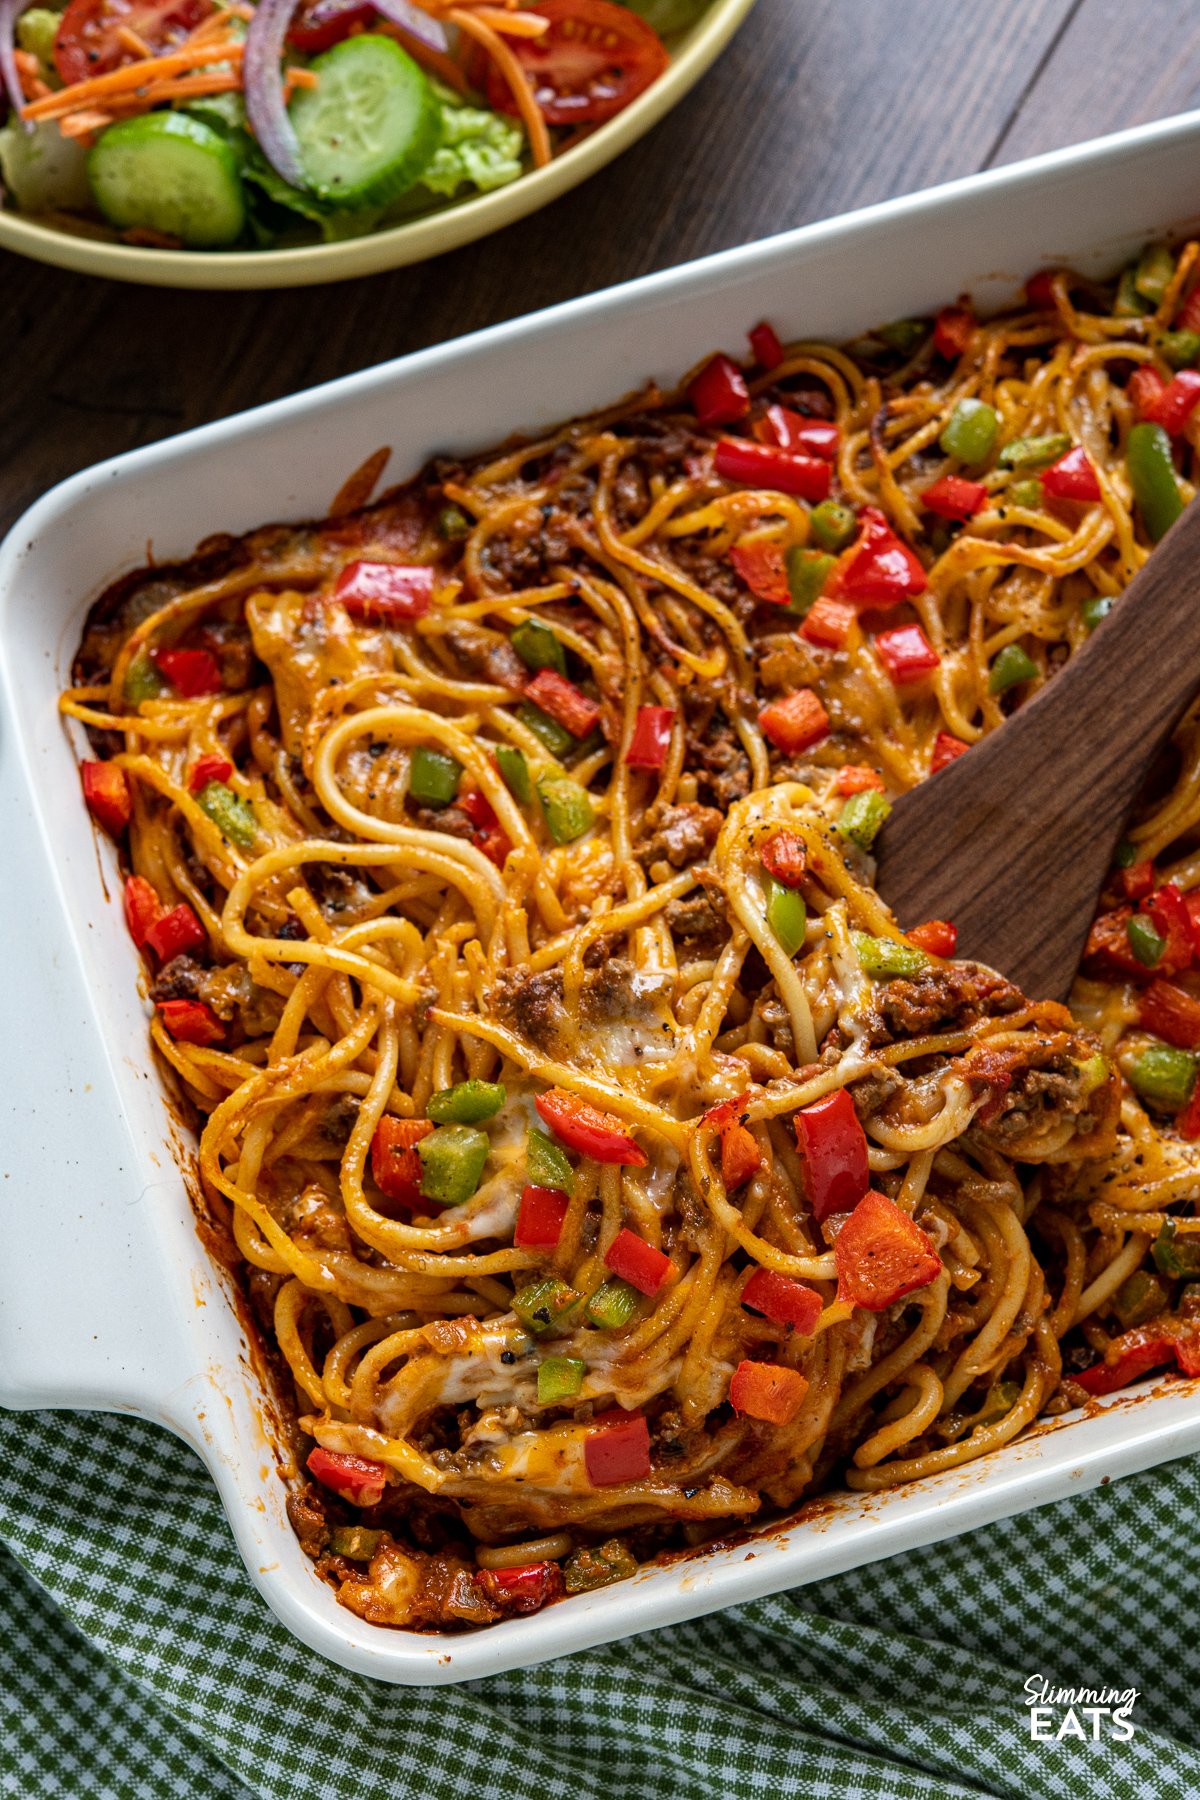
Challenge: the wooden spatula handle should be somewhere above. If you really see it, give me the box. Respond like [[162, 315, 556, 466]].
[[872, 497, 1200, 999]]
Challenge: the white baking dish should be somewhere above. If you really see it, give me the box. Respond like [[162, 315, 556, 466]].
[[5, 109, 1200, 1686]]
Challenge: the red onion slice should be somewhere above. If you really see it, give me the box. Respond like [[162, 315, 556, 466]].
[[243, 0, 305, 187], [370, 0, 447, 52], [1, 0, 32, 131]]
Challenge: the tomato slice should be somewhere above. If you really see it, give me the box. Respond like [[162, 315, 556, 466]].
[[54, 0, 213, 84], [483, 0, 670, 126]]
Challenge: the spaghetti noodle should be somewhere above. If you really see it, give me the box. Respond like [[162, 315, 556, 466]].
[[65, 243, 1200, 1630]]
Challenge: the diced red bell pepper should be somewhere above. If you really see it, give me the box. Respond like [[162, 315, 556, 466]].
[[1118, 859, 1156, 902], [874, 624, 940, 685], [758, 688, 830, 754], [604, 1228, 672, 1297], [835, 508, 927, 604], [1178, 1083, 1200, 1141], [478, 1561, 564, 1614], [458, 788, 512, 868], [921, 474, 987, 519], [906, 919, 957, 957], [1130, 367, 1200, 436], [514, 1184, 570, 1248], [1040, 446, 1101, 503], [756, 405, 840, 460], [1138, 979, 1200, 1049], [1178, 287, 1200, 333], [584, 1409, 651, 1486], [834, 1189, 941, 1311], [794, 1088, 869, 1224], [800, 594, 856, 648], [1074, 1337, 1176, 1397], [1174, 1330, 1200, 1373], [151, 647, 223, 697], [760, 829, 806, 887], [1148, 883, 1194, 976], [522, 669, 602, 738], [720, 1121, 762, 1189], [1025, 269, 1060, 309], [748, 320, 785, 371], [307, 1445, 389, 1506], [143, 902, 207, 963], [714, 439, 832, 501], [730, 539, 790, 604], [625, 705, 675, 771], [334, 561, 435, 624], [729, 1359, 809, 1425], [931, 731, 969, 773], [1083, 906, 1153, 981], [689, 354, 750, 428], [187, 751, 234, 794], [81, 760, 132, 835], [1185, 891, 1200, 957], [370, 1116, 434, 1210], [156, 998, 225, 1046], [933, 305, 975, 359], [741, 1267, 822, 1335], [836, 765, 886, 795], [123, 875, 163, 948], [536, 1089, 648, 1167]]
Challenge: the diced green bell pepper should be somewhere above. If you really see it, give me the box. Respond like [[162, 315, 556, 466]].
[[988, 643, 1038, 694], [537, 1355, 586, 1403], [409, 746, 461, 807], [585, 1276, 640, 1330], [495, 743, 532, 804], [1112, 1268, 1169, 1328], [876, 318, 929, 355], [1082, 595, 1114, 632], [519, 701, 576, 760], [1128, 1044, 1199, 1111], [197, 780, 257, 850], [1159, 329, 1200, 370], [1007, 477, 1043, 509], [764, 875, 806, 958], [998, 432, 1071, 471], [784, 547, 835, 616], [1127, 422, 1184, 542], [428, 1079, 506, 1124], [1075, 1053, 1110, 1097], [124, 649, 167, 703], [1115, 837, 1138, 868], [838, 789, 891, 851], [417, 1124, 489, 1204], [852, 931, 929, 979], [939, 398, 998, 465], [513, 1275, 583, 1336], [528, 1126, 574, 1195], [512, 619, 567, 676], [437, 504, 470, 541], [1127, 915, 1166, 967], [1152, 1218, 1200, 1278], [1134, 243, 1175, 304], [1116, 265, 1153, 317], [538, 772, 593, 843], [809, 501, 857, 552], [562, 1538, 638, 1593]]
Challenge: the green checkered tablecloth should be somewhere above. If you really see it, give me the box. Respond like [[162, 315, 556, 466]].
[[0, 1410, 1196, 1799]]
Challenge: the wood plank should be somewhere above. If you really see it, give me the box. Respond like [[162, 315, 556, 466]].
[[0, 0, 1073, 538], [993, 0, 1200, 165]]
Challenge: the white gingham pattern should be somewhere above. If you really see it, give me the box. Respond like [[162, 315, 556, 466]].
[[0, 1407, 1196, 1798]]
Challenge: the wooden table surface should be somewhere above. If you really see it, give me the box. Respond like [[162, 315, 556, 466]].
[[5, 0, 1200, 538]]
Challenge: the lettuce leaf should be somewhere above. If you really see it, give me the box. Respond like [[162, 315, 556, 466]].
[[415, 86, 524, 199]]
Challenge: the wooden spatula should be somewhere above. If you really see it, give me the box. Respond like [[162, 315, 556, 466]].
[[871, 500, 1200, 1000]]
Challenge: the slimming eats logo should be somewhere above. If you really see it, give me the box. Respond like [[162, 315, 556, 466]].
[[1024, 1674, 1138, 1741]]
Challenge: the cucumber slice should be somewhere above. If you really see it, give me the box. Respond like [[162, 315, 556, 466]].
[[289, 34, 441, 207], [88, 113, 246, 248]]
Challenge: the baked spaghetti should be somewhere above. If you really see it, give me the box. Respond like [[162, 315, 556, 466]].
[[65, 241, 1200, 1629]]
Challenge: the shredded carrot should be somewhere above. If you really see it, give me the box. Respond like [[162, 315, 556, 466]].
[[449, 7, 550, 166], [115, 24, 155, 56], [13, 49, 51, 101], [22, 38, 244, 120], [286, 65, 319, 88], [58, 109, 115, 138], [471, 8, 550, 36]]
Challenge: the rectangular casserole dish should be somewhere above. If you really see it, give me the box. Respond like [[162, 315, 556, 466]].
[[5, 109, 1200, 1685]]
